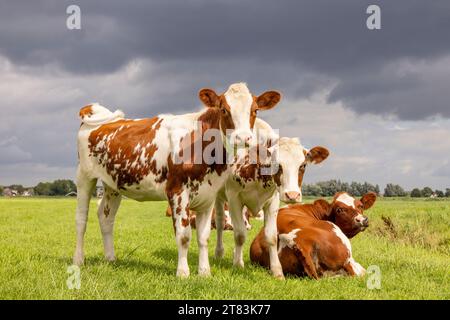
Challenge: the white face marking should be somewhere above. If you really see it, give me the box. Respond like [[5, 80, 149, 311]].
[[224, 83, 253, 139], [277, 138, 305, 198], [278, 228, 301, 253], [336, 193, 356, 209]]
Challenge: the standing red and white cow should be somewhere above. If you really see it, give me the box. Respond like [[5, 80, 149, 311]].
[[73, 83, 281, 277], [214, 131, 329, 278], [250, 192, 376, 278]]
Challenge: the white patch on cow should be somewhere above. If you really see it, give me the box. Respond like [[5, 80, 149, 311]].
[[328, 221, 352, 259], [336, 193, 356, 208], [224, 83, 253, 137], [349, 257, 366, 276], [278, 228, 301, 253]]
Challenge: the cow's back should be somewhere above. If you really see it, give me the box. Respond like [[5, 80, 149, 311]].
[[78, 116, 170, 200]]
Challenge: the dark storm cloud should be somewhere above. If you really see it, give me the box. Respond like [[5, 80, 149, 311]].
[[1, 0, 450, 119]]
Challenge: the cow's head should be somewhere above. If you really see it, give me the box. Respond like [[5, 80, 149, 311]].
[[198, 83, 281, 146], [273, 138, 329, 204], [330, 192, 377, 238]]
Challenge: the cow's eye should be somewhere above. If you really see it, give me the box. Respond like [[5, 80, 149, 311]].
[[336, 207, 344, 214], [221, 108, 227, 114]]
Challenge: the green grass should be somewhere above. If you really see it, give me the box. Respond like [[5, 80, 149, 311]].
[[0, 197, 448, 300]]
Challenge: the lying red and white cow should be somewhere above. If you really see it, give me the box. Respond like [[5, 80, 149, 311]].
[[74, 83, 282, 277], [165, 202, 252, 230], [215, 133, 329, 278], [250, 192, 377, 279]]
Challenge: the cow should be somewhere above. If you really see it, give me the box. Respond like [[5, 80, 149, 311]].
[[73, 83, 281, 278], [214, 131, 330, 278], [250, 192, 377, 279]]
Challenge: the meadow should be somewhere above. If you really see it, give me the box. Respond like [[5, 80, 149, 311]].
[[0, 197, 448, 300]]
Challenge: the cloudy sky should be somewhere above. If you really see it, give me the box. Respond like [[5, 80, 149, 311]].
[[0, 0, 449, 190]]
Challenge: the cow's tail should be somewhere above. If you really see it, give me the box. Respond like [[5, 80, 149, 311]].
[[79, 103, 125, 126]]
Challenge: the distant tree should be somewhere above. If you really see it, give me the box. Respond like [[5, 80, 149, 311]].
[[375, 184, 380, 195], [308, 184, 322, 196], [34, 182, 52, 196], [350, 182, 362, 196], [34, 180, 76, 196], [0, 185, 3, 196], [446, 188, 450, 197], [410, 188, 422, 198], [384, 183, 406, 197], [435, 190, 445, 198], [421, 187, 434, 198], [50, 179, 76, 196]]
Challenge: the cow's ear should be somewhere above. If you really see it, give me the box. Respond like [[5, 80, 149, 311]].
[[313, 199, 331, 214], [199, 88, 220, 108], [361, 192, 377, 210], [306, 146, 329, 164], [256, 91, 281, 110]]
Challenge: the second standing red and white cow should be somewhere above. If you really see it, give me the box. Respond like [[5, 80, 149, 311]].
[[73, 83, 281, 278], [214, 130, 329, 278]]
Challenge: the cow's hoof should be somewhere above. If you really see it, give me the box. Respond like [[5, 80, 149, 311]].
[[105, 255, 117, 263], [176, 269, 190, 278], [233, 261, 245, 269], [198, 268, 211, 277], [215, 248, 224, 259], [73, 255, 84, 266], [273, 273, 285, 280]]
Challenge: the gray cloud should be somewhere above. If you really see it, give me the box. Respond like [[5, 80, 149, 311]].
[[1, 1, 450, 119], [0, 1, 449, 188]]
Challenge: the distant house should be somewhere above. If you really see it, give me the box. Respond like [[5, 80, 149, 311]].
[[3, 188, 18, 197], [430, 193, 438, 199], [22, 189, 34, 197]]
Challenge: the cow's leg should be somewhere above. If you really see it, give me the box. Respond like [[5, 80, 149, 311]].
[[343, 258, 366, 277], [169, 190, 192, 278], [228, 198, 246, 268], [97, 184, 122, 262], [263, 196, 284, 279], [214, 198, 226, 259], [195, 206, 213, 276], [73, 167, 97, 266]]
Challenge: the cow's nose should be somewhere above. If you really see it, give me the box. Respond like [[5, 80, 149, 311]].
[[363, 217, 369, 227], [285, 191, 301, 201]]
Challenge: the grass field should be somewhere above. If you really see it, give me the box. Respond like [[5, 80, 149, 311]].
[[0, 197, 448, 300]]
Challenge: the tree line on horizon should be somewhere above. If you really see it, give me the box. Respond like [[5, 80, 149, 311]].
[[0, 179, 449, 198]]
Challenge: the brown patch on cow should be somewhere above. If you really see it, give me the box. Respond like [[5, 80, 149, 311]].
[[181, 236, 190, 247], [79, 104, 93, 120], [236, 234, 245, 246], [88, 117, 163, 189], [165, 108, 228, 197], [104, 205, 110, 217], [181, 217, 190, 227]]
